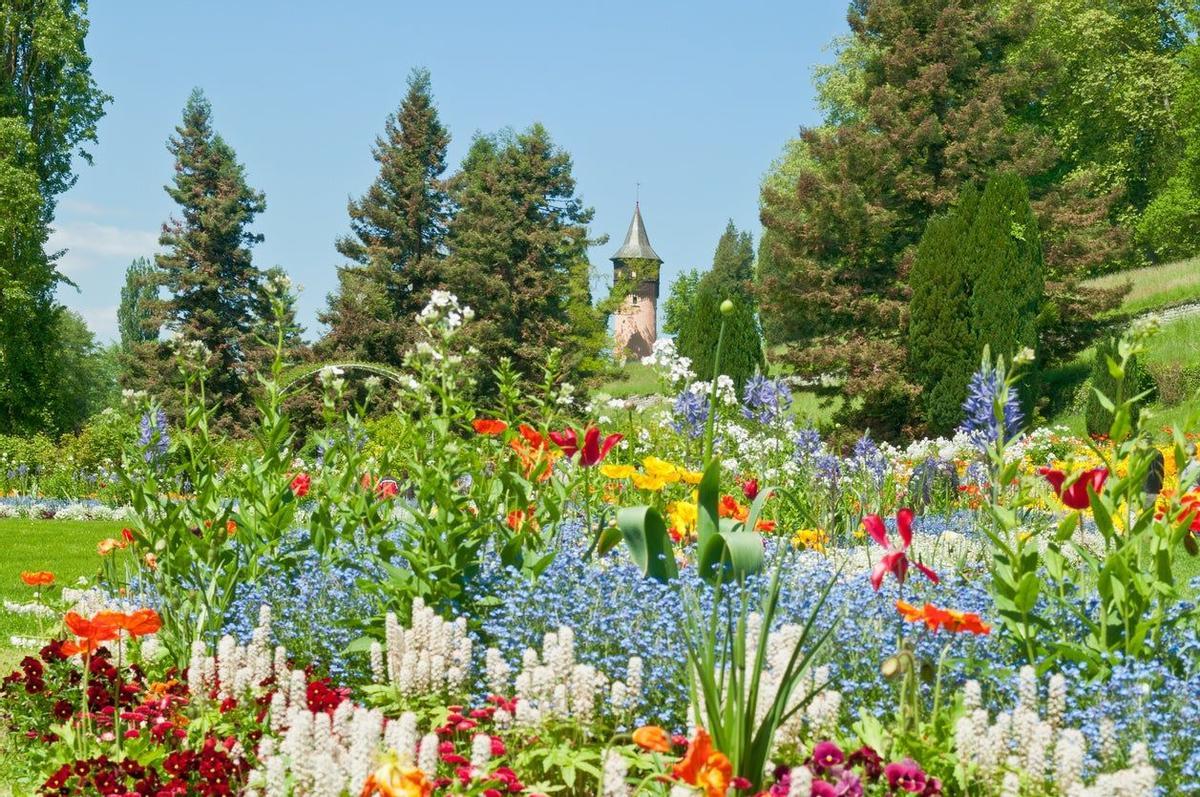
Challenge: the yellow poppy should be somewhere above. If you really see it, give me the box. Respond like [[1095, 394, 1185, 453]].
[[631, 472, 668, 491], [642, 456, 681, 482], [600, 463, 636, 480], [680, 469, 704, 485]]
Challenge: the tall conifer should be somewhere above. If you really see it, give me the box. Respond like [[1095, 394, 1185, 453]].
[[677, 221, 764, 387], [140, 89, 267, 428], [442, 125, 603, 385], [320, 68, 449, 362]]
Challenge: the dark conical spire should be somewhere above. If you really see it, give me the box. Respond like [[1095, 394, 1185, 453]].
[[610, 202, 662, 263]]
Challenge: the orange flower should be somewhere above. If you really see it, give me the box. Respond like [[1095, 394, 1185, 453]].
[[226, 519, 238, 535], [62, 611, 119, 656], [509, 424, 559, 482], [20, 571, 54, 587], [97, 537, 128, 556], [361, 761, 432, 797], [672, 728, 732, 797], [632, 725, 672, 753], [473, 418, 508, 436], [505, 506, 539, 534], [718, 495, 748, 522], [895, 600, 990, 635], [120, 608, 163, 637]]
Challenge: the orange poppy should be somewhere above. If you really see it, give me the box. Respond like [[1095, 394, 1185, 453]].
[[718, 495, 749, 522], [672, 728, 733, 797], [63, 611, 119, 656], [632, 725, 672, 753], [895, 600, 990, 635], [473, 418, 508, 436], [20, 571, 54, 587], [120, 608, 163, 637]]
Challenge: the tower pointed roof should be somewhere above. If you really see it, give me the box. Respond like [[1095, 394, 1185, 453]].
[[610, 202, 662, 263]]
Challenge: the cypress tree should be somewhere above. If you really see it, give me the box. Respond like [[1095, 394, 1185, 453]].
[[907, 185, 979, 433], [967, 172, 1044, 406], [662, 268, 701, 338], [442, 125, 603, 385], [677, 221, 764, 386], [141, 89, 267, 428], [320, 68, 449, 363]]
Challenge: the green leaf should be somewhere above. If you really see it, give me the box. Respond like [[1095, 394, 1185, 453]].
[[1014, 571, 1041, 613], [616, 506, 679, 582], [696, 460, 721, 549], [699, 530, 765, 585], [596, 525, 623, 556]]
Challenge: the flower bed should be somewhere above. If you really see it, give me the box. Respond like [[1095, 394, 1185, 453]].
[[2, 296, 1198, 795]]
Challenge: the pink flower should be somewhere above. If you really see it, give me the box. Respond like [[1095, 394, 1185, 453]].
[[883, 759, 927, 793], [863, 508, 939, 591], [811, 740, 844, 771]]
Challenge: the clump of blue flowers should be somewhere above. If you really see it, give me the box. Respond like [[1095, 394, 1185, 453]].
[[959, 363, 1023, 445], [138, 408, 170, 463], [741, 374, 793, 425], [672, 390, 709, 439]]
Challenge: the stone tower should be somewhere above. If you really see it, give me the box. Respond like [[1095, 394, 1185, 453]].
[[610, 202, 662, 360]]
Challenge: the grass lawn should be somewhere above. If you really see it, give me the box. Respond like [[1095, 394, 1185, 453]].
[[1084, 256, 1200, 315], [1045, 310, 1200, 437], [595, 362, 661, 398], [0, 518, 118, 672]]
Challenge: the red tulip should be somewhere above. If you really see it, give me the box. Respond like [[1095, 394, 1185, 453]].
[[741, 478, 759, 501], [863, 508, 939, 591], [1038, 467, 1107, 510], [550, 426, 623, 468], [290, 472, 311, 498]]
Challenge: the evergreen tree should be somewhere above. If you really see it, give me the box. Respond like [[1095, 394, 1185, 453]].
[[117, 257, 159, 350], [677, 221, 764, 386], [138, 89, 267, 428], [907, 185, 979, 434], [967, 172, 1044, 405], [759, 0, 1056, 436], [442, 125, 604, 385], [662, 269, 701, 338], [320, 68, 449, 362]]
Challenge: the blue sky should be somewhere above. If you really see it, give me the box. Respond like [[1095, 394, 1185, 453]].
[[52, 1, 849, 343]]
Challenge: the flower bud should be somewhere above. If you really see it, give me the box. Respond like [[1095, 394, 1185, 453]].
[[720, 299, 734, 315]]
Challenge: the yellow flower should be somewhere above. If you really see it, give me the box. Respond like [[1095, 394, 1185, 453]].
[[97, 538, 126, 556], [631, 472, 668, 491], [791, 528, 829, 553], [680, 469, 704, 485], [667, 500, 698, 538], [362, 759, 432, 797], [642, 456, 682, 483], [600, 463, 636, 480]]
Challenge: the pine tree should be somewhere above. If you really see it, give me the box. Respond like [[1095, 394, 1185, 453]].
[[320, 68, 449, 362], [140, 89, 267, 428], [442, 125, 604, 385], [677, 221, 764, 386], [117, 257, 159, 350], [907, 185, 979, 433], [967, 172, 1044, 406]]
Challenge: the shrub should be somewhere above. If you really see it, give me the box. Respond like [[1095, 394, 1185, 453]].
[[1137, 177, 1200, 262], [1085, 335, 1154, 436]]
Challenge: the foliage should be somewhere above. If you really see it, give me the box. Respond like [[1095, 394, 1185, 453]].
[[759, 0, 1055, 437], [967, 172, 1045, 408], [907, 188, 978, 434], [131, 89, 270, 433], [442, 125, 605, 388], [1085, 333, 1153, 437], [320, 67, 450, 365], [662, 268, 700, 339], [677, 222, 763, 389], [117, 256, 159, 351]]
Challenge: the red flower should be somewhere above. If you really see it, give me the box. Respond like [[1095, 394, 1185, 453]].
[[550, 426, 623, 467], [863, 509, 939, 591], [473, 418, 508, 435], [741, 478, 759, 501], [1038, 466, 1107, 510], [20, 571, 54, 587], [290, 472, 311, 498]]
